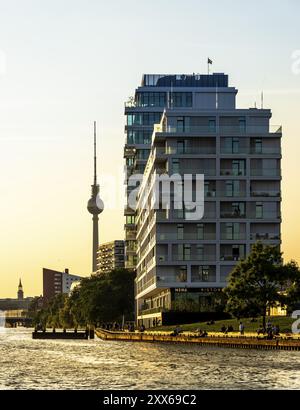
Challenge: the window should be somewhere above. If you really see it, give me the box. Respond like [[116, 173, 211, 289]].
[[232, 202, 245, 217], [177, 141, 185, 154], [177, 266, 187, 282], [226, 223, 240, 240], [232, 160, 245, 176], [184, 245, 191, 261], [171, 93, 193, 108], [225, 137, 239, 154], [209, 119, 216, 133], [256, 203, 263, 219], [255, 139, 263, 154], [126, 216, 135, 225], [172, 158, 180, 173], [197, 245, 204, 261], [200, 266, 210, 282], [226, 180, 240, 197], [197, 224, 204, 240], [177, 224, 184, 240], [136, 92, 167, 107], [177, 117, 185, 132], [239, 118, 246, 132]]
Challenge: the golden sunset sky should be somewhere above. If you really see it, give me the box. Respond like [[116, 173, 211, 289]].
[[0, 0, 299, 297]]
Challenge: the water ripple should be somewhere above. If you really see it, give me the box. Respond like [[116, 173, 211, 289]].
[[1, 328, 300, 390]]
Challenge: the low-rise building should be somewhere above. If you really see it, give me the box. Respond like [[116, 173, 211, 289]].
[[43, 268, 83, 302]]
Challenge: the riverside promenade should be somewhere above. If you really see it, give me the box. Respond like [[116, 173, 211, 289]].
[[96, 329, 300, 351]]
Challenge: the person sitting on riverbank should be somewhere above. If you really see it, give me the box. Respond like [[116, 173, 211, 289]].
[[139, 324, 146, 333], [171, 326, 183, 337]]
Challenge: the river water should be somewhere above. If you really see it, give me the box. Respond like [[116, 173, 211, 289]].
[[0, 328, 300, 390]]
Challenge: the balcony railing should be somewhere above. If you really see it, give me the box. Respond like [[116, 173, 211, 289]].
[[250, 233, 281, 241], [220, 169, 246, 177], [157, 233, 216, 241], [220, 212, 246, 219], [156, 125, 282, 135], [173, 254, 216, 262], [220, 234, 247, 240], [220, 255, 244, 261], [250, 169, 281, 177], [218, 191, 246, 197], [249, 212, 281, 220], [251, 191, 281, 198]]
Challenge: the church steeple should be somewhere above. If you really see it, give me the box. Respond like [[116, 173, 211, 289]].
[[18, 278, 24, 300]]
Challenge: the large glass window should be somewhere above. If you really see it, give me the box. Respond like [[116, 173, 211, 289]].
[[170, 92, 193, 108], [136, 92, 167, 107], [126, 113, 161, 127]]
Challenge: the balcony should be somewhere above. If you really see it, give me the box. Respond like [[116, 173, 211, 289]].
[[220, 169, 246, 177]]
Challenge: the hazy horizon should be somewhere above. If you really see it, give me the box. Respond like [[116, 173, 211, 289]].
[[1, 0, 300, 298]]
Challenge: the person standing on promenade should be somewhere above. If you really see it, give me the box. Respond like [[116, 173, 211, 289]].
[[239, 322, 245, 336]]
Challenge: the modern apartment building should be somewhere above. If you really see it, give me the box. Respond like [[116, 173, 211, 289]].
[[130, 73, 282, 328], [97, 240, 125, 275], [124, 74, 227, 270]]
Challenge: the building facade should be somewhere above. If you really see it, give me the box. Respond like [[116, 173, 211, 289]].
[[97, 240, 125, 275], [124, 75, 225, 269], [129, 73, 282, 327], [43, 268, 83, 302]]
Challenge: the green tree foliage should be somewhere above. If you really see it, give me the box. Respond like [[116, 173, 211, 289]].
[[33, 269, 135, 328], [224, 242, 300, 327]]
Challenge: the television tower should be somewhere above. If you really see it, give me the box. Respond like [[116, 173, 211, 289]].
[[87, 121, 104, 273]]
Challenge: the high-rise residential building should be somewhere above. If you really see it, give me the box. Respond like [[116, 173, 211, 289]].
[[97, 240, 125, 275], [43, 268, 83, 302], [129, 73, 282, 328], [124, 74, 227, 270]]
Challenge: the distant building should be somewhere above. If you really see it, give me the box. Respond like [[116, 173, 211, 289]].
[[17, 279, 24, 300], [0, 279, 33, 311], [43, 268, 83, 302], [97, 241, 125, 275]]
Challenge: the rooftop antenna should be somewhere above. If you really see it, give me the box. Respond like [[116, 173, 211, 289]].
[[261, 91, 264, 109]]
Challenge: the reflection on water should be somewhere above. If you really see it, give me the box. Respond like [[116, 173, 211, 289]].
[[1, 328, 300, 390]]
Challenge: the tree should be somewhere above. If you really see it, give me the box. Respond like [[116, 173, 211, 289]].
[[224, 242, 300, 328]]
